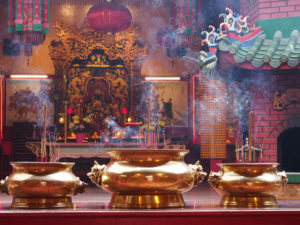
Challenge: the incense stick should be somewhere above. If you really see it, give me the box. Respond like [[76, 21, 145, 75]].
[[147, 98, 150, 148], [261, 138, 264, 158], [249, 111, 253, 162]]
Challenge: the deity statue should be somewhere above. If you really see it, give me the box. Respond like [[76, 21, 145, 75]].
[[83, 78, 113, 131]]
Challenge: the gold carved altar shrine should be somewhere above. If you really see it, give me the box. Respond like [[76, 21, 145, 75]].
[[49, 22, 147, 134]]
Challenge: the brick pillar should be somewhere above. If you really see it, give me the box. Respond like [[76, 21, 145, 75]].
[[199, 75, 227, 159], [240, 0, 300, 24]]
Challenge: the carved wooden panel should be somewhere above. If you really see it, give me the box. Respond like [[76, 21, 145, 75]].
[[48, 21, 147, 122], [274, 89, 300, 111]]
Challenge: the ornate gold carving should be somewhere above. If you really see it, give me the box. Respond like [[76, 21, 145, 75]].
[[25, 141, 41, 156], [49, 21, 147, 75], [274, 88, 300, 110], [188, 161, 207, 186], [87, 161, 107, 187], [277, 184, 300, 200], [49, 22, 147, 123]]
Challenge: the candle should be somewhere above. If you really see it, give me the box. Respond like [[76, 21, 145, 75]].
[[248, 111, 253, 163], [64, 101, 67, 143], [147, 98, 150, 148]]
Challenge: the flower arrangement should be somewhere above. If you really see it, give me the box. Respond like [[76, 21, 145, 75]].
[[140, 119, 166, 132], [157, 119, 166, 129], [69, 115, 92, 134], [138, 118, 166, 148]]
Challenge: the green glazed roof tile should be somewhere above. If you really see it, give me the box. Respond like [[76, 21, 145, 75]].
[[291, 53, 300, 58], [288, 59, 300, 67], [272, 55, 282, 60], [270, 60, 281, 68], [254, 54, 264, 60], [293, 49, 300, 54], [218, 29, 300, 68], [251, 58, 264, 68]]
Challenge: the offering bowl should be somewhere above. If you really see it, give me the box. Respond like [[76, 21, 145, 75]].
[[88, 149, 206, 209], [0, 162, 87, 209], [208, 163, 287, 208]]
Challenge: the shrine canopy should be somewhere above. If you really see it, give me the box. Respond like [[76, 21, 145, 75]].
[[200, 8, 300, 72]]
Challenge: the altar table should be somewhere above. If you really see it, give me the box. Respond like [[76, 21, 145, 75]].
[[51, 143, 141, 160], [25, 141, 144, 160]]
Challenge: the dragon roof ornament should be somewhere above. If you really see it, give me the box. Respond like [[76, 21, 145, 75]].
[[201, 8, 256, 49], [199, 8, 260, 76]]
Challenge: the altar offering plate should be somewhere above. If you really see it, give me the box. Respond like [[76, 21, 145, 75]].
[[0, 162, 87, 209], [88, 149, 206, 209], [208, 163, 287, 208]]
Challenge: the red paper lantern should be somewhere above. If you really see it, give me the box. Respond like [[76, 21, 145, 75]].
[[87, 1, 132, 34]]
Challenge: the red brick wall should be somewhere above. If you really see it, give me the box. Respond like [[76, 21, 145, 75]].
[[250, 73, 300, 162], [240, 0, 300, 24]]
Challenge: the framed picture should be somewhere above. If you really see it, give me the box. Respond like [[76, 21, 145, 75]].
[[143, 80, 188, 127], [6, 78, 55, 126]]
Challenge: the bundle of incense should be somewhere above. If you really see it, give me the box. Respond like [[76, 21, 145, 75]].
[[249, 111, 253, 162], [41, 105, 47, 162], [261, 138, 264, 158]]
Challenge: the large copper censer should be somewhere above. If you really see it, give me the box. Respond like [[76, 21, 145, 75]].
[[0, 162, 87, 209], [208, 163, 287, 208], [88, 149, 206, 209]]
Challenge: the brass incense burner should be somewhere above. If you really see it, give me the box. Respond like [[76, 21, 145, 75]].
[[88, 149, 206, 209], [208, 163, 287, 208], [0, 162, 87, 209]]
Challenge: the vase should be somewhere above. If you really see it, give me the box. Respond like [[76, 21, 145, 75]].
[[0, 162, 87, 209], [208, 163, 287, 208], [75, 133, 86, 143], [88, 149, 206, 209]]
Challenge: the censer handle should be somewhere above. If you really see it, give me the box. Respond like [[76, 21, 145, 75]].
[[74, 180, 88, 195], [0, 177, 8, 194], [277, 171, 288, 187], [87, 161, 107, 187], [208, 171, 222, 189], [189, 161, 207, 186]]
